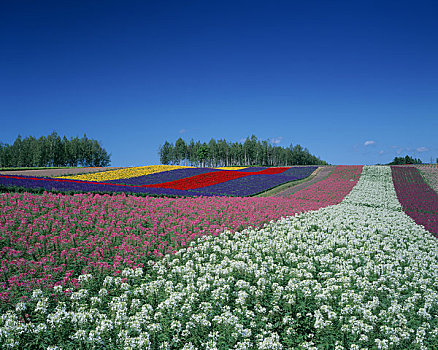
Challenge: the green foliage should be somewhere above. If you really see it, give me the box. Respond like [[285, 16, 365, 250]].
[[388, 155, 423, 165], [159, 135, 328, 166], [158, 141, 172, 165], [0, 132, 111, 168], [197, 144, 209, 167]]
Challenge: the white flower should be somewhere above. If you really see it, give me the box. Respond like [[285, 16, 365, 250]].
[[15, 302, 26, 313], [98, 288, 108, 297], [70, 289, 88, 301], [35, 298, 49, 314], [181, 342, 197, 350], [53, 285, 63, 293], [78, 273, 93, 283], [31, 289, 43, 301]]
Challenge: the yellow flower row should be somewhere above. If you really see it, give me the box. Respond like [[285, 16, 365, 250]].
[[215, 167, 249, 170], [57, 165, 193, 181]]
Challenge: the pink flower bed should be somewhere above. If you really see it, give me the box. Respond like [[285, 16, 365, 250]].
[[0, 165, 362, 303], [288, 165, 361, 204]]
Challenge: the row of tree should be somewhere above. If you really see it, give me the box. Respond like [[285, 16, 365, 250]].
[[0, 132, 111, 168], [159, 135, 328, 167], [388, 155, 424, 165]]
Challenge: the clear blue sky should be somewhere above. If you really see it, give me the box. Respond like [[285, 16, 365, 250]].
[[1, 1, 437, 166]]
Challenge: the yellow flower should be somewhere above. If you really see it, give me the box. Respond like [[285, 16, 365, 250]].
[[215, 167, 249, 170], [57, 165, 193, 181]]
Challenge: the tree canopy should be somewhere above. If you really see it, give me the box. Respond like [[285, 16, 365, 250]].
[[159, 135, 328, 167], [0, 132, 111, 168], [388, 155, 422, 165]]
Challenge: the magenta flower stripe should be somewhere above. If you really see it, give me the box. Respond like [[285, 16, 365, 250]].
[[391, 166, 438, 236]]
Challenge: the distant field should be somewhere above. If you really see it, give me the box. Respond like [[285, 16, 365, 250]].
[[0, 165, 319, 197]]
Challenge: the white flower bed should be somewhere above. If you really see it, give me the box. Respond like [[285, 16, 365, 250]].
[[1, 166, 437, 349]]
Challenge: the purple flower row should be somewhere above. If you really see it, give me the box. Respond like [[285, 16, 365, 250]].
[[103, 167, 274, 186], [233, 167, 267, 172], [391, 166, 438, 236], [0, 166, 316, 197], [191, 166, 317, 196], [0, 175, 216, 197]]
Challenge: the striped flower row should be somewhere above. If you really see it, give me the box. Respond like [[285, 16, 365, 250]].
[[57, 165, 194, 182], [391, 166, 438, 236], [0, 166, 319, 197]]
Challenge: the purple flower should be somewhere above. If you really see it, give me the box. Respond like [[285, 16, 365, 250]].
[[103, 168, 217, 185], [192, 167, 317, 196], [0, 174, 210, 197]]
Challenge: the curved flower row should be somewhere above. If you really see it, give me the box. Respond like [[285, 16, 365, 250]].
[[190, 167, 317, 197], [104, 168, 319, 190], [215, 167, 249, 170], [290, 165, 361, 204], [104, 168, 219, 186], [0, 174, 197, 197], [57, 166, 262, 182], [145, 168, 292, 190], [1, 166, 437, 349], [57, 165, 194, 182], [0, 166, 360, 304], [391, 166, 438, 236]]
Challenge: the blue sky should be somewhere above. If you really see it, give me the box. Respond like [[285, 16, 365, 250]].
[[1, 1, 437, 166]]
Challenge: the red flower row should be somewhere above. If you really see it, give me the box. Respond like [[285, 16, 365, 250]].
[[145, 167, 290, 190]]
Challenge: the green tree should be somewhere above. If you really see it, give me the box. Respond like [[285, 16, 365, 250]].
[[68, 137, 81, 167], [197, 144, 209, 167], [217, 139, 229, 167], [0, 132, 111, 168], [174, 138, 187, 165], [10, 135, 23, 167], [0, 142, 7, 167], [208, 138, 218, 167], [90, 140, 111, 166], [53, 133, 65, 166], [187, 139, 196, 166], [389, 155, 422, 165], [159, 141, 173, 165], [158, 136, 328, 167]]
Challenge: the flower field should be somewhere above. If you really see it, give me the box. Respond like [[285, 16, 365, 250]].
[[0, 166, 318, 197], [0, 166, 360, 306], [0, 166, 437, 350], [104, 168, 219, 186], [0, 174, 193, 197], [56, 166, 194, 182], [391, 166, 438, 236]]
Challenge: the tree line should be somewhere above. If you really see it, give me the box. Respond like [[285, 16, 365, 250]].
[[159, 135, 328, 167], [0, 132, 111, 168], [388, 155, 423, 165]]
